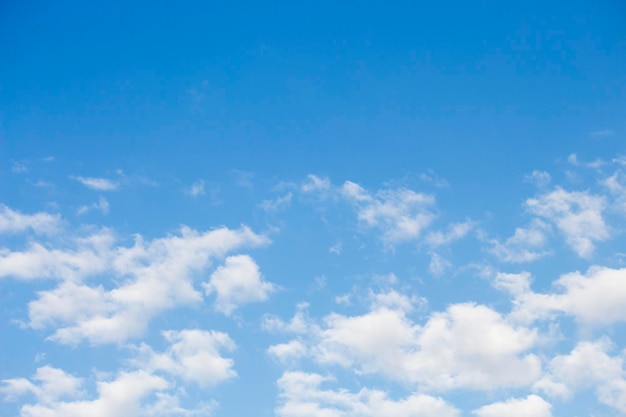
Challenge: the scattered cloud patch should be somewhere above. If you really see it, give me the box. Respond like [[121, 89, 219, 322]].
[[473, 395, 552, 417], [71, 176, 119, 191], [259, 193, 292, 212], [525, 170, 551, 188], [489, 220, 551, 263], [0, 205, 61, 235], [203, 255, 275, 316], [526, 188, 608, 258], [425, 220, 474, 247], [302, 175, 331, 193], [342, 181, 436, 245], [418, 170, 449, 188], [18, 226, 268, 344], [276, 371, 460, 417], [186, 180, 205, 197], [134, 329, 236, 386], [77, 197, 110, 215], [590, 129, 614, 138]]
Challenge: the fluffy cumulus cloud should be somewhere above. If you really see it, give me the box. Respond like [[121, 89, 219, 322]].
[[271, 292, 540, 391], [2, 369, 196, 417], [472, 395, 552, 417], [1, 328, 234, 417], [526, 187, 608, 258], [203, 254, 275, 316], [503, 266, 626, 326], [276, 371, 459, 417], [5, 225, 270, 345], [341, 181, 436, 245], [489, 220, 551, 263], [0, 205, 61, 235], [535, 338, 626, 413], [133, 329, 237, 386]]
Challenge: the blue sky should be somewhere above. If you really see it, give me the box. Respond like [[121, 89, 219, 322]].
[[1, 1, 626, 416]]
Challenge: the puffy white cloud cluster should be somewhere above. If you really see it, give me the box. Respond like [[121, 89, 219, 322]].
[[276, 371, 460, 417], [268, 291, 541, 391], [0, 328, 231, 417], [0, 205, 273, 345]]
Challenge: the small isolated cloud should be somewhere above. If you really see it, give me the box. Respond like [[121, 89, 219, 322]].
[[418, 169, 449, 188], [425, 220, 475, 247], [301, 174, 331, 193], [259, 193, 292, 212], [71, 176, 119, 191], [203, 255, 275, 316], [186, 180, 205, 197], [428, 252, 451, 276], [342, 181, 436, 245], [329, 241, 342, 255], [525, 170, 551, 188], [12, 161, 28, 173], [567, 154, 604, 169], [526, 187, 608, 258], [77, 197, 110, 216], [590, 129, 614, 138], [268, 340, 308, 365], [0, 205, 61, 235], [489, 220, 551, 263], [473, 395, 552, 417]]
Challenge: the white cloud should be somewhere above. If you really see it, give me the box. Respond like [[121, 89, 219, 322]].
[[428, 252, 450, 276], [262, 302, 311, 334], [309, 300, 540, 391], [472, 395, 552, 417], [71, 176, 119, 191], [203, 254, 275, 316], [268, 340, 308, 364], [134, 329, 236, 386], [535, 338, 626, 413], [0, 230, 114, 281], [526, 187, 609, 258], [341, 181, 436, 245], [525, 170, 551, 188], [77, 197, 110, 215], [489, 220, 551, 263], [0, 205, 61, 235], [22, 226, 268, 345], [329, 242, 342, 255], [259, 193, 293, 211], [418, 170, 449, 188], [425, 220, 474, 247], [1, 366, 82, 403], [508, 266, 626, 326], [186, 180, 205, 197], [302, 175, 331, 193], [276, 371, 459, 417]]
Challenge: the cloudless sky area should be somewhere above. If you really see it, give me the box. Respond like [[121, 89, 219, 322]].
[[1, 1, 626, 416]]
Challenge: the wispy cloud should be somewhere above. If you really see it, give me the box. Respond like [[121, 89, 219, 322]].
[[590, 129, 614, 138], [77, 197, 110, 215], [186, 180, 205, 197], [71, 176, 119, 191]]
